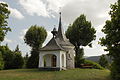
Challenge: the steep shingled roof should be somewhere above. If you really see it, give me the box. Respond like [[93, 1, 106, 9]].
[[40, 12, 73, 51], [40, 37, 65, 51]]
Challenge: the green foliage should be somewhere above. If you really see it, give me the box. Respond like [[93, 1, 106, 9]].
[[84, 60, 104, 69], [0, 52, 4, 70], [0, 45, 13, 69], [14, 45, 20, 52], [0, 45, 24, 69], [12, 45, 24, 69], [66, 14, 96, 67], [66, 14, 96, 47], [12, 52, 24, 69], [75, 48, 85, 67], [24, 25, 47, 49], [26, 50, 39, 68], [99, 0, 120, 80], [99, 54, 109, 68], [111, 62, 120, 80], [23, 53, 29, 68], [24, 25, 47, 68], [0, 2, 11, 42]]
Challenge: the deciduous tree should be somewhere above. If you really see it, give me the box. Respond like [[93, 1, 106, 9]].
[[24, 25, 47, 68], [0, 2, 11, 42], [66, 14, 96, 67], [100, 0, 120, 79]]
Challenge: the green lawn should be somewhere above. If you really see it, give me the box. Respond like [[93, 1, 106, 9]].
[[0, 69, 111, 80]]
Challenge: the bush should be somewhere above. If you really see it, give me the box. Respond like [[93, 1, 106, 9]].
[[84, 60, 104, 69], [0, 53, 4, 70]]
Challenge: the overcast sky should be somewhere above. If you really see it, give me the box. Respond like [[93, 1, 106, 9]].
[[0, 0, 117, 56]]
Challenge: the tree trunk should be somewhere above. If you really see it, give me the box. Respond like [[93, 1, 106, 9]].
[[75, 45, 84, 68]]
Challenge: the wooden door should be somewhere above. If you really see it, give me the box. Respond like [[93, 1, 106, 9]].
[[51, 55, 56, 67]]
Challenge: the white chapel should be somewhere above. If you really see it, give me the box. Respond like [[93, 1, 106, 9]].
[[38, 12, 75, 71]]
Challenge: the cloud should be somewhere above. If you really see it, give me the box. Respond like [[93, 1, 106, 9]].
[[0, 1, 24, 19], [46, 0, 72, 13], [18, 0, 117, 21], [43, 31, 52, 47], [18, 0, 72, 17], [19, 29, 28, 40], [4, 38, 13, 43], [61, 0, 117, 25], [19, 0, 49, 17], [96, 24, 105, 33], [9, 7, 24, 19]]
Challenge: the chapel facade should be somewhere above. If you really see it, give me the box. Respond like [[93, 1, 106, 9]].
[[38, 12, 75, 71]]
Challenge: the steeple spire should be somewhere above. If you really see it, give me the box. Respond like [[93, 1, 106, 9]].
[[55, 12, 68, 42], [59, 12, 62, 29]]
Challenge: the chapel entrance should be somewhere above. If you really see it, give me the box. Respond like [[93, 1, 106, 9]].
[[43, 54, 57, 67], [51, 55, 56, 67]]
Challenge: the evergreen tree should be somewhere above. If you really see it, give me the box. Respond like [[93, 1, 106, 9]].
[[15, 45, 20, 52], [12, 45, 24, 69]]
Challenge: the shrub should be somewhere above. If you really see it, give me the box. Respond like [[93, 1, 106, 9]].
[[84, 60, 104, 69]]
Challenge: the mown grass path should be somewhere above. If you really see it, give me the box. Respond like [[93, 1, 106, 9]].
[[0, 69, 111, 80]]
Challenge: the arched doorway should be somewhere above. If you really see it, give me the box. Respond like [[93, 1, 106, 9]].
[[43, 54, 57, 67], [51, 55, 56, 67], [62, 54, 64, 67]]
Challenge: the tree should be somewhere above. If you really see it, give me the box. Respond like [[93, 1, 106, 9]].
[[0, 45, 14, 69], [24, 25, 47, 68], [23, 53, 29, 68], [12, 52, 24, 69], [0, 52, 4, 70], [12, 45, 24, 69], [15, 45, 20, 52], [0, 2, 11, 42], [99, 54, 108, 68], [100, 0, 120, 79], [0, 45, 24, 69], [66, 14, 96, 67]]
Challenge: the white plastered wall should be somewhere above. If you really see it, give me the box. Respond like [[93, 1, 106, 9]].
[[39, 50, 66, 68]]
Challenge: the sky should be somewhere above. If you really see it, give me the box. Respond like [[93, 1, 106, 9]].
[[0, 0, 117, 57]]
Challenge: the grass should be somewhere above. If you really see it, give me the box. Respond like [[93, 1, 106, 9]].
[[0, 68, 111, 80]]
